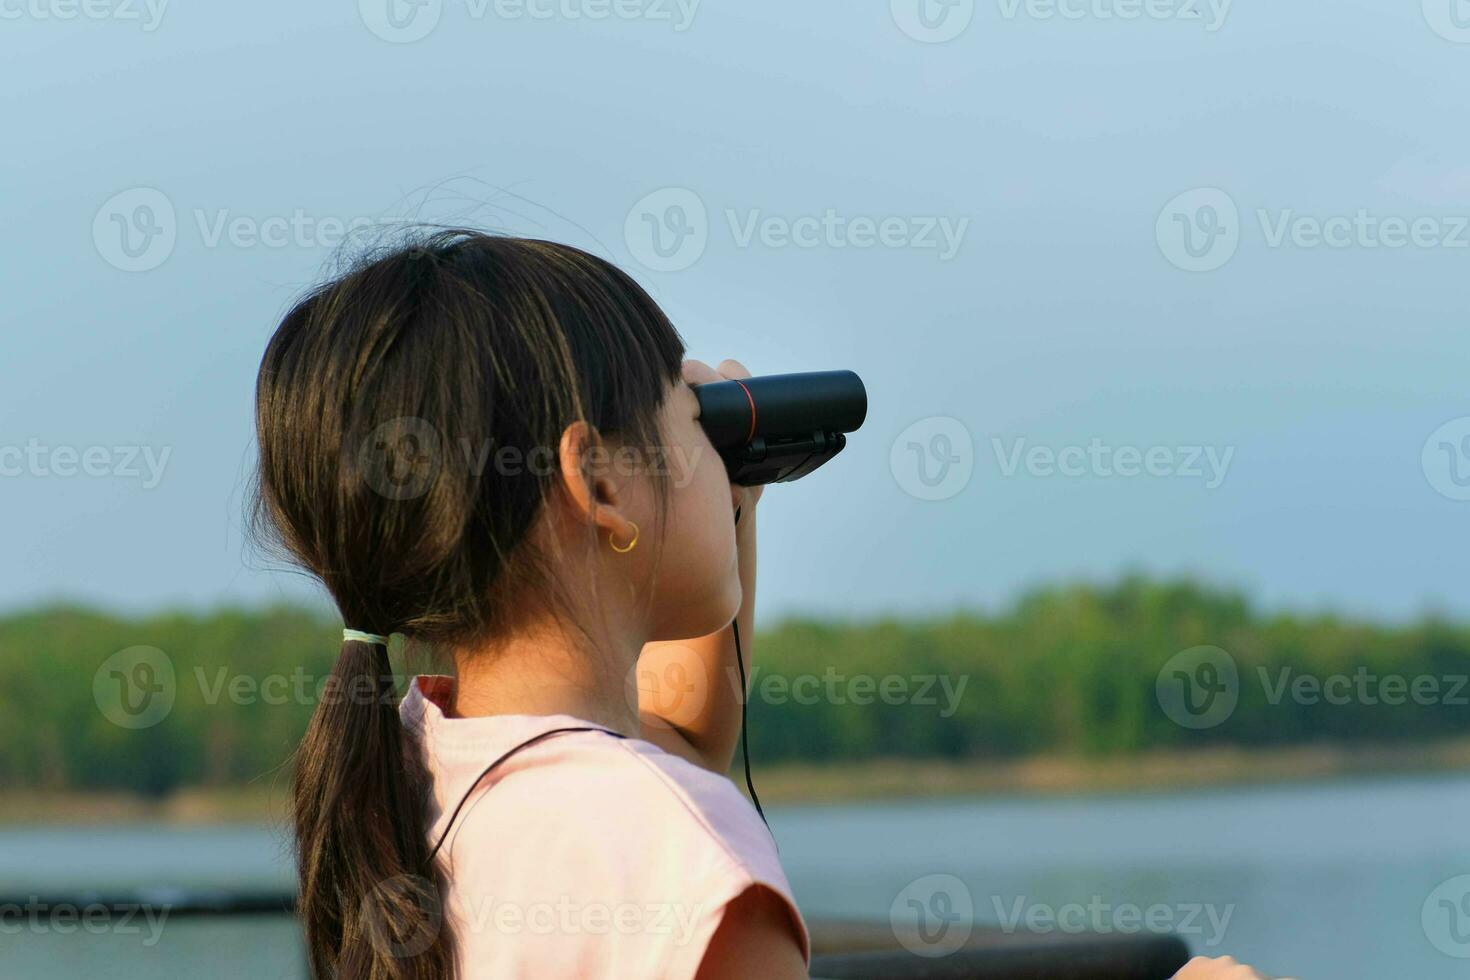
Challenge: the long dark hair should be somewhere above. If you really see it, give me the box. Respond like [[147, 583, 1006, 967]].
[[249, 231, 686, 978]]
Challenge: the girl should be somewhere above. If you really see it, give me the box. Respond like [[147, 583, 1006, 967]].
[[251, 230, 1276, 980], [251, 231, 809, 979]]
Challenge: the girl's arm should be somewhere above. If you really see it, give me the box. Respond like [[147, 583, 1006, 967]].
[[694, 884, 808, 980], [638, 358, 763, 775]]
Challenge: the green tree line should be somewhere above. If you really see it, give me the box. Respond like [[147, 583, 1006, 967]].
[[1, 576, 1466, 796]]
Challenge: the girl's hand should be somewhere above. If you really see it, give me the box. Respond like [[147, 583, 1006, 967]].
[[683, 358, 763, 514], [1173, 955, 1294, 980], [638, 357, 764, 775]]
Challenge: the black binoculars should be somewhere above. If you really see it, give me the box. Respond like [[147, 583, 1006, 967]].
[[693, 370, 867, 486]]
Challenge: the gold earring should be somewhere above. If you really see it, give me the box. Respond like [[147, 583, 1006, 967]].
[[609, 521, 639, 553]]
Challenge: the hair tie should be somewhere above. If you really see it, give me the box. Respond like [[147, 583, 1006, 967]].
[[342, 628, 390, 646]]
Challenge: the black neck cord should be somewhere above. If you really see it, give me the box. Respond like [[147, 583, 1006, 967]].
[[424, 725, 626, 868], [731, 502, 770, 834], [731, 615, 768, 831]]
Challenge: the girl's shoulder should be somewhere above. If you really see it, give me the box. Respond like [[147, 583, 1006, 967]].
[[428, 713, 786, 891], [403, 676, 777, 871], [402, 678, 809, 977]]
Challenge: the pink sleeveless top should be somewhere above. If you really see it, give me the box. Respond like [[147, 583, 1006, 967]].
[[399, 675, 811, 979]]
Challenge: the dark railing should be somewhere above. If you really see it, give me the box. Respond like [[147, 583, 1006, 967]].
[[4, 891, 1192, 979], [807, 921, 1191, 979]]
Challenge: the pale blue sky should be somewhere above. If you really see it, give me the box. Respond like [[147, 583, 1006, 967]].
[[3, 0, 1468, 622]]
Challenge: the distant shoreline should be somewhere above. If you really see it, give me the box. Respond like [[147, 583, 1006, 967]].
[[6, 737, 1470, 824], [748, 737, 1470, 805]]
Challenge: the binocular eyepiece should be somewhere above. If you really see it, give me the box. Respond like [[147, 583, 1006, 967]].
[[693, 370, 867, 486]]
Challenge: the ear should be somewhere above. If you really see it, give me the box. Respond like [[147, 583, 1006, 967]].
[[556, 420, 637, 545]]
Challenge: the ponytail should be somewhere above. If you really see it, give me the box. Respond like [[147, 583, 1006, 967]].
[[293, 635, 452, 979], [251, 232, 686, 978]]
